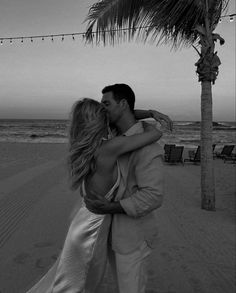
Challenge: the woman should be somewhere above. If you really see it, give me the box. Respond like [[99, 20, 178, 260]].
[[26, 98, 163, 293]]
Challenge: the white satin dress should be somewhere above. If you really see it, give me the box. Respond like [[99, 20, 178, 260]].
[[26, 168, 120, 293]]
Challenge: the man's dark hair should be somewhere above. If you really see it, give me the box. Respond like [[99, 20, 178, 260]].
[[102, 83, 135, 112]]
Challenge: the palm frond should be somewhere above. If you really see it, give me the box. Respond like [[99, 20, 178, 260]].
[[84, 0, 229, 48]]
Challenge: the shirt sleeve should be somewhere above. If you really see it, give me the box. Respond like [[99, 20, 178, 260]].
[[120, 144, 164, 218]]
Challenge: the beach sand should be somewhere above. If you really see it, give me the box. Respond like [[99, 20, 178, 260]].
[[0, 142, 235, 293]]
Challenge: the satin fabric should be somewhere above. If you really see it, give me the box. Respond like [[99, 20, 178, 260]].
[[26, 167, 120, 293]]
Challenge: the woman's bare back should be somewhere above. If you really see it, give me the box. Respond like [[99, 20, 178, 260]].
[[85, 141, 118, 196]]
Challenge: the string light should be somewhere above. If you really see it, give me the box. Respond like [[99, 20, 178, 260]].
[[0, 13, 235, 46], [219, 13, 236, 23]]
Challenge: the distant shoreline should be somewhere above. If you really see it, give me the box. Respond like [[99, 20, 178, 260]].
[[0, 118, 235, 123]]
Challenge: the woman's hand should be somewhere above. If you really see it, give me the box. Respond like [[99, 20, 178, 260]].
[[142, 121, 157, 131], [149, 110, 173, 132]]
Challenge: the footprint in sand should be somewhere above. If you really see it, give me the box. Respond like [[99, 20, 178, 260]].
[[161, 251, 174, 262], [35, 254, 59, 269], [147, 269, 155, 277], [13, 252, 30, 264], [51, 253, 59, 260], [35, 257, 53, 269], [34, 241, 53, 248]]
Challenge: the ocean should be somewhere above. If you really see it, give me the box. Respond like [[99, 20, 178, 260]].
[[0, 119, 235, 149]]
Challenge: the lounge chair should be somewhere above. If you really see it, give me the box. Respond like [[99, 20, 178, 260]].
[[166, 146, 184, 165], [184, 146, 200, 164], [214, 145, 235, 159], [212, 144, 216, 152], [224, 154, 236, 164], [164, 144, 175, 162]]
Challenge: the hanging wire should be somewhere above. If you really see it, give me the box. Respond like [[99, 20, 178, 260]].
[[0, 13, 235, 45], [219, 13, 236, 23]]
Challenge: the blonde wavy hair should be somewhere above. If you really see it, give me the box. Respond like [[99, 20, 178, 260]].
[[68, 98, 108, 190]]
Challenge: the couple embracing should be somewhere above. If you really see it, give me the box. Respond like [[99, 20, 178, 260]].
[[26, 83, 172, 293]]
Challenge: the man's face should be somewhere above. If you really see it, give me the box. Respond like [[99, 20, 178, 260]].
[[101, 91, 122, 124]]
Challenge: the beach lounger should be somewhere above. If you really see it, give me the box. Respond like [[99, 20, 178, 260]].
[[212, 144, 216, 152], [165, 146, 184, 165], [224, 154, 236, 163], [214, 145, 235, 159], [184, 146, 200, 164], [164, 144, 175, 162]]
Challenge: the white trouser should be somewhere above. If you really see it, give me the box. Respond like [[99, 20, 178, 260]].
[[108, 242, 152, 293]]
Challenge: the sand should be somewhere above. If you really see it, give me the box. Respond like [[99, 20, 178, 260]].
[[0, 142, 235, 293]]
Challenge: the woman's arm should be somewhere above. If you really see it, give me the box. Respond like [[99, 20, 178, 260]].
[[134, 109, 173, 132], [102, 123, 162, 157], [134, 109, 153, 120]]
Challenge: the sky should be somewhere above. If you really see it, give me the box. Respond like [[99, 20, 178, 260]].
[[0, 0, 235, 121]]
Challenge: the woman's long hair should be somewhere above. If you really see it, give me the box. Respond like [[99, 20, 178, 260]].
[[68, 98, 108, 190]]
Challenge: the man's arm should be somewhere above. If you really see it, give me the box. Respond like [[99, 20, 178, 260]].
[[84, 196, 125, 214], [119, 145, 164, 218]]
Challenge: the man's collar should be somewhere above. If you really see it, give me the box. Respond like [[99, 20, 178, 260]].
[[124, 121, 143, 136]]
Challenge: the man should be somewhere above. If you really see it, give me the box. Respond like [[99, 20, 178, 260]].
[[85, 83, 169, 293]]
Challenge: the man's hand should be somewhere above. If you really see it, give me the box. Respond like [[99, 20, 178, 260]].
[[84, 195, 112, 214], [84, 194, 125, 215], [149, 110, 173, 132]]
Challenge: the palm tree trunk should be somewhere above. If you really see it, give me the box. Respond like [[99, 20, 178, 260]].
[[200, 81, 215, 210]]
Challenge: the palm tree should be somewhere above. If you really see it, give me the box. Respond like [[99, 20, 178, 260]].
[[84, 0, 230, 211]]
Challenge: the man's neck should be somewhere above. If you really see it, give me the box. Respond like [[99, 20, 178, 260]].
[[116, 113, 137, 134]]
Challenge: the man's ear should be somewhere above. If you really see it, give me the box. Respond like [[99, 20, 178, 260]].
[[120, 99, 128, 110]]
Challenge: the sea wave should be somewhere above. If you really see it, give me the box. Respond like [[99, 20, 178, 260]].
[[0, 119, 235, 145], [29, 133, 67, 139]]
